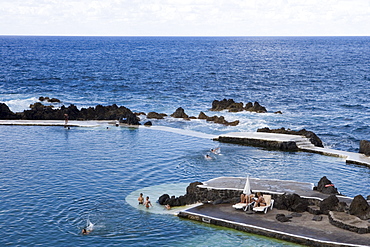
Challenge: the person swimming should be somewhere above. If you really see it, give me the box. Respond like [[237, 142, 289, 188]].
[[210, 147, 221, 154], [82, 219, 94, 235], [204, 154, 212, 160], [81, 228, 91, 235]]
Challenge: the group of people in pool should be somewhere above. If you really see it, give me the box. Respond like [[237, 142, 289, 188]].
[[137, 193, 153, 208], [205, 147, 221, 160]]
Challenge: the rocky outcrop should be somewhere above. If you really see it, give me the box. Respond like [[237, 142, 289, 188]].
[[210, 99, 267, 113], [147, 112, 167, 119], [319, 195, 345, 215], [158, 182, 206, 207], [359, 140, 370, 156], [349, 195, 370, 220], [274, 193, 309, 213], [170, 107, 189, 119], [0, 103, 17, 119], [0, 102, 140, 125], [257, 127, 324, 147], [198, 112, 239, 126], [314, 176, 339, 195], [39, 96, 61, 103]]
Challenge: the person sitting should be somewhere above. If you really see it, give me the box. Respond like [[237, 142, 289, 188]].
[[240, 193, 254, 204], [254, 192, 266, 207]]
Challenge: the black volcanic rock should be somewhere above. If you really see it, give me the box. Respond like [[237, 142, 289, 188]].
[[210, 99, 267, 113], [320, 194, 340, 215], [147, 112, 166, 119], [274, 193, 308, 212], [0, 103, 17, 119], [349, 195, 370, 220], [0, 102, 140, 125], [359, 140, 370, 156], [170, 107, 189, 119], [315, 176, 339, 195], [197, 111, 239, 126]]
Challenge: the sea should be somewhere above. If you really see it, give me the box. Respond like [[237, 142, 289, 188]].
[[0, 36, 369, 246]]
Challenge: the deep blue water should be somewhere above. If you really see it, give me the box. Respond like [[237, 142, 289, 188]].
[[0, 36, 370, 246]]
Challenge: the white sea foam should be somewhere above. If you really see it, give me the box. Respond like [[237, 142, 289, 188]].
[[2, 97, 39, 113]]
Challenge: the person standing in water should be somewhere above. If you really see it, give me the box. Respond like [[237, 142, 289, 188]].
[[138, 193, 144, 205], [64, 113, 69, 127], [144, 196, 152, 208]]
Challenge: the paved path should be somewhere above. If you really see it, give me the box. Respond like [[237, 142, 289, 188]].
[[218, 132, 370, 167]]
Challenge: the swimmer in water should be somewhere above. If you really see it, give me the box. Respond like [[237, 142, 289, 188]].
[[210, 147, 221, 154], [205, 154, 212, 160], [82, 219, 94, 235], [81, 228, 91, 235]]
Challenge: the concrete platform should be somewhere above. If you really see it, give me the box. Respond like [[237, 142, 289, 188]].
[[178, 204, 370, 247], [178, 177, 370, 247]]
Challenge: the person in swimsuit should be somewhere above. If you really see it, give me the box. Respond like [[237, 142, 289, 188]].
[[144, 196, 152, 208], [138, 193, 144, 205], [254, 192, 266, 207]]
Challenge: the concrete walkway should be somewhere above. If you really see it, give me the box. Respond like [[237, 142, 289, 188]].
[[217, 132, 370, 167], [0, 119, 113, 127]]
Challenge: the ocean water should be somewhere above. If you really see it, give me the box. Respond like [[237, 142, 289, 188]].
[[0, 36, 370, 246]]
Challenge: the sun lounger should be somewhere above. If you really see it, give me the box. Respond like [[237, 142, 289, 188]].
[[252, 195, 274, 214], [232, 202, 247, 210], [232, 201, 255, 211]]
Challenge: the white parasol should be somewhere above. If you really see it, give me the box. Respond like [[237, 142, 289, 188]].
[[243, 175, 252, 195]]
